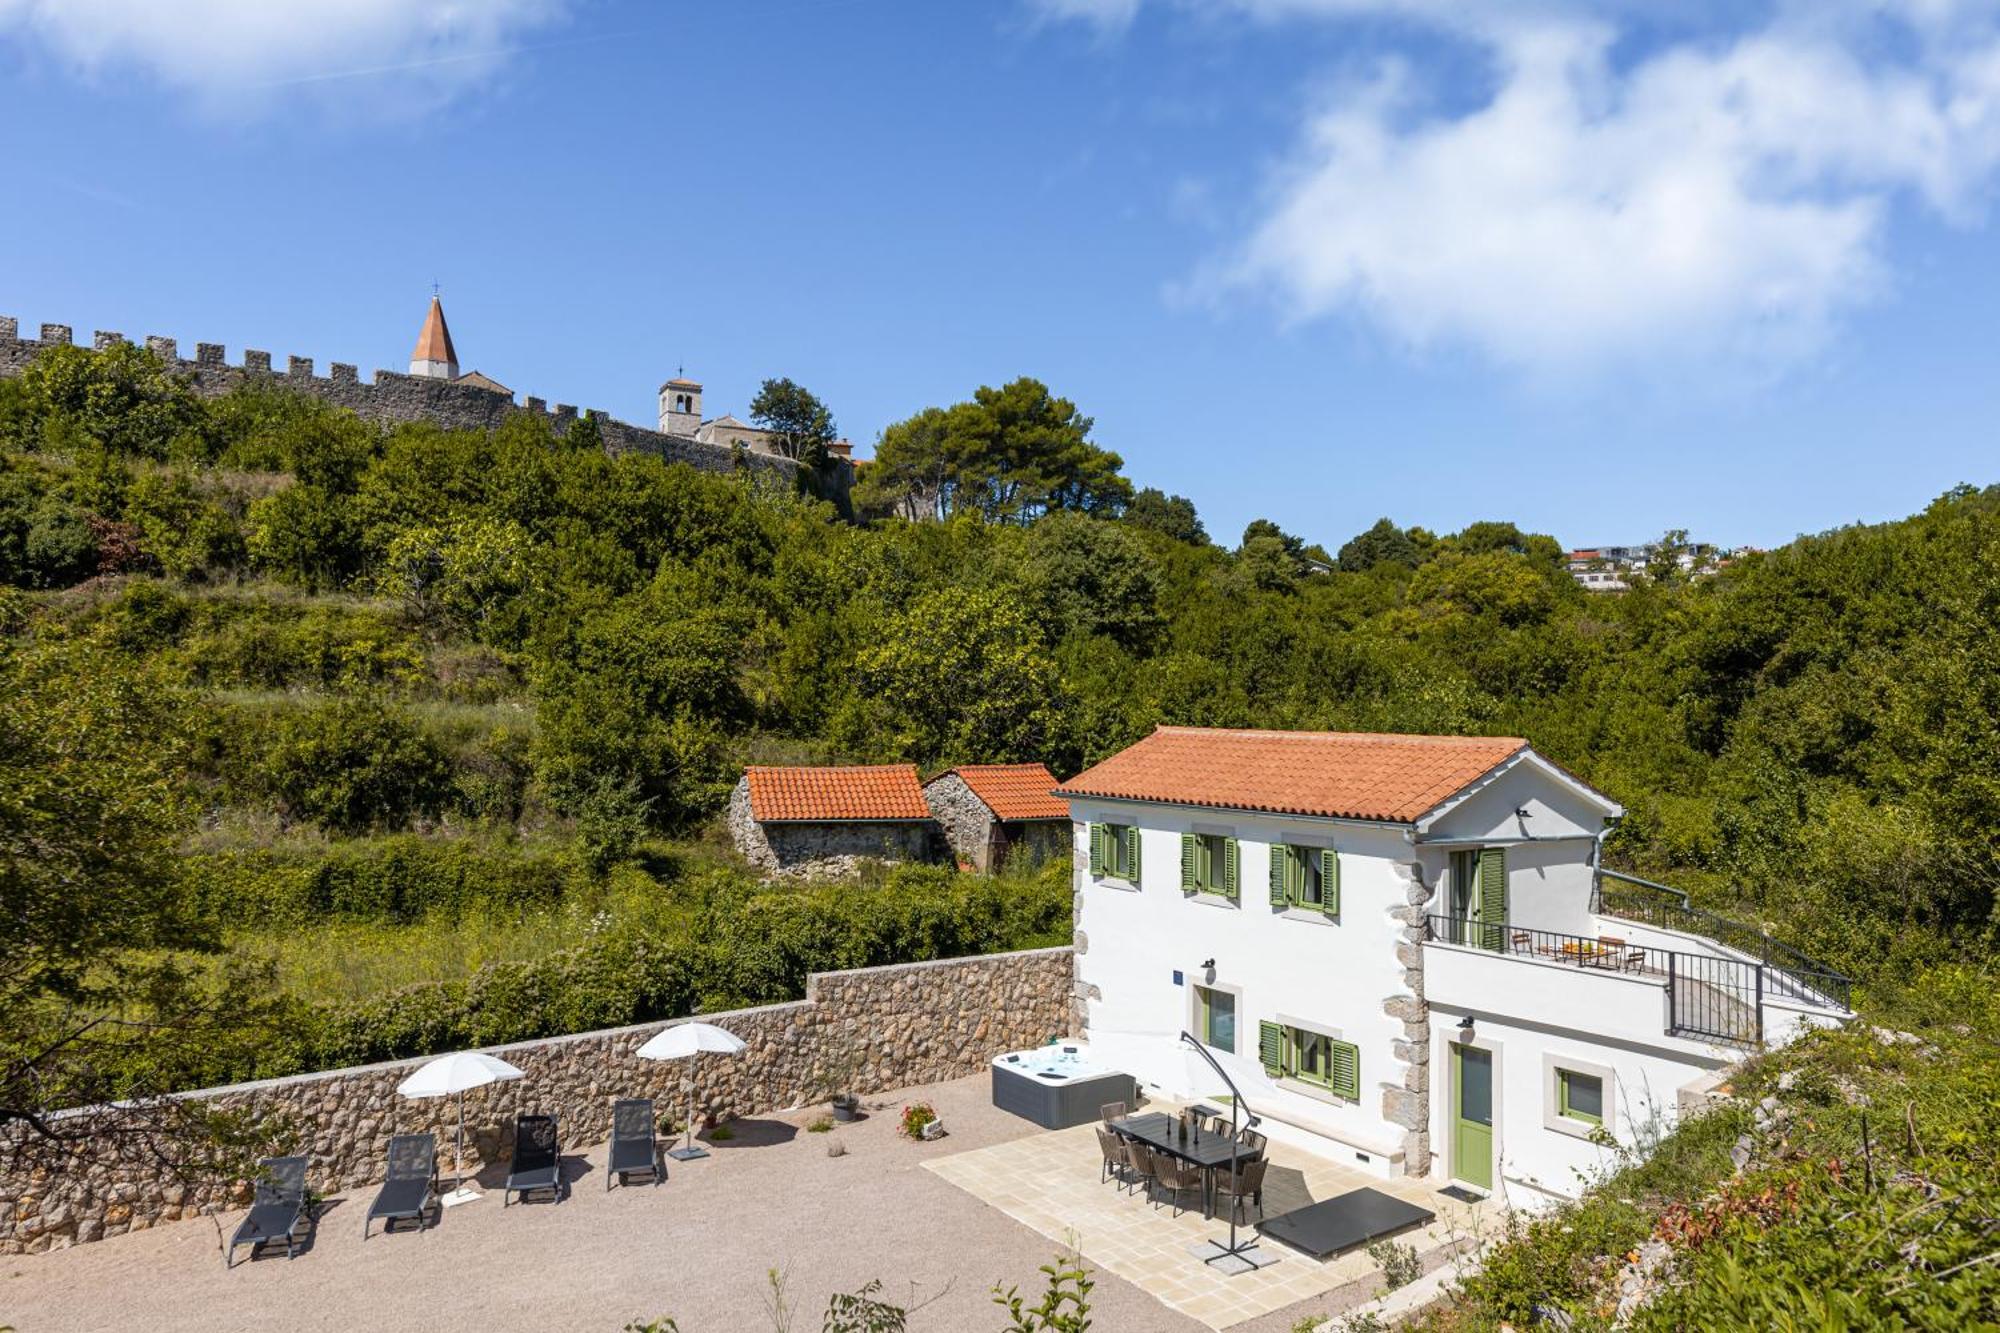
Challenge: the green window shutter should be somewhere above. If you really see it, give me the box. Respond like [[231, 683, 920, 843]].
[[1321, 848, 1340, 917], [1330, 1040, 1360, 1100], [1258, 1020, 1284, 1076], [1479, 847, 1508, 950], [1223, 837, 1240, 900], [1180, 832, 1198, 893], [1269, 844, 1289, 907], [1088, 823, 1105, 876], [1124, 825, 1140, 881]]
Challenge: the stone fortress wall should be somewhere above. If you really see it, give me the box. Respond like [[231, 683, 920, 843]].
[[0, 947, 1073, 1254], [0, 317, 850, 503]]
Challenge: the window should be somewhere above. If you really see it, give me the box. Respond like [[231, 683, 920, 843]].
[[1087, 823, 1139, 882], [1181, 833, 1238, 899], [1269, 844, 1339, 916], [1258, 1020, 1359, 1101], [1195, 985, 1236, 1052], [1558, 1069, 1603, 1126]]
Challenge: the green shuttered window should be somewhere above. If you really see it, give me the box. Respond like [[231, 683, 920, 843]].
[[1269, 844, 1340, 917], [1180, 832, 1239, 899], [1089, 822, 1140, 881], [1266, 1022, 1360, 1101]]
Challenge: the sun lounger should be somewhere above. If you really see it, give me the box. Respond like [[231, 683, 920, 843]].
[[364, 1134, 439, 1238], [227, 1156, 310, 1268], [503, 1114, 564, 1205], [606, 1098, 664, 1190]]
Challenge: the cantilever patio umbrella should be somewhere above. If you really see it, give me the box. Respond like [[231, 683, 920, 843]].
[[635, 1022, 746, 1161], [396, 1051, 525, 1206]]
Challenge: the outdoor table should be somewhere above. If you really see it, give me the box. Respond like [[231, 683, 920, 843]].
[[1256, 1186, 1435, 1259], [1109, 1112, 1262, 1216]]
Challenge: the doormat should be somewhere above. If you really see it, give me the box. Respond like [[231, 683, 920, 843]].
[[1439, 1185, 1486, 1204]]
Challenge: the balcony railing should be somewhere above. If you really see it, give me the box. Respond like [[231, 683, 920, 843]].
[[1594, 869, 1853, 1012], [1424, 915, 1768, 1046]]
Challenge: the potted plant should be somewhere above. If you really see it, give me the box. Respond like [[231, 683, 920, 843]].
[[820, 1047, 864, 1123], [899, 1101, 943, 1141]]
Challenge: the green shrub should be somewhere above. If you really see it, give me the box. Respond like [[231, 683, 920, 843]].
[[181, 836, 572, 928], [262, 697, 454, 833]]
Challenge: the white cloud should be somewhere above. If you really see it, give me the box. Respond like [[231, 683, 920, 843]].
[[1046, 1, 2000, 377], [0, 0, 573, 113]]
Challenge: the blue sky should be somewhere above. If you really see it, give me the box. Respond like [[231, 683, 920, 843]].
[[2, 1, 1997, 552]]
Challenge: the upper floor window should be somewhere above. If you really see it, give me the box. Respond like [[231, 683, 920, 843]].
[[1269, 844, 1339, 916], [1181, 832, 1238, 900], [1088, 822, 1139, 882]]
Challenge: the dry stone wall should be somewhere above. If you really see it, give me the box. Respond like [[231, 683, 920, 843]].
[[0, 947, 1072, 1254], [0, 317, 851, 505]]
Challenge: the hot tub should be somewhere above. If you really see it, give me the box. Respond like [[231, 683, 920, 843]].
[[990, 1042, 1136, 1130]]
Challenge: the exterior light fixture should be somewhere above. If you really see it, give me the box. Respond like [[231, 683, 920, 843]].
[[1458, 1015, 1476, 1042]]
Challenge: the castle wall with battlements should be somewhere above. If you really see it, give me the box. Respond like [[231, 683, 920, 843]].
[[0, 317, 850, 505]]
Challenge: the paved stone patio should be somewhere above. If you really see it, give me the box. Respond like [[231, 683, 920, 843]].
[[926, 1101, 1492, 1330]]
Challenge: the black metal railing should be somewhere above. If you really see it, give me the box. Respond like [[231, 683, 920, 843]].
[[1595, 870, 1853, 1012], [1423, 914, 1764, 1046]]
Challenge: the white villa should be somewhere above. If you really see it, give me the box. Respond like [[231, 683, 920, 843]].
[[1057, 726, 1852, 1208]]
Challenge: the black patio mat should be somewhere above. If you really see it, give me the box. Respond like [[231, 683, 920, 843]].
[[1254, 1186, 1435, 1259]]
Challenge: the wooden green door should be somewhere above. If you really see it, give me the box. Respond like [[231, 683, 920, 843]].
[[1453, 1043, 1494, 1191]]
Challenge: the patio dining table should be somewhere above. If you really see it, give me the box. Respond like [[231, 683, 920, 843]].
[[1109, 1112, 1263, 1216]]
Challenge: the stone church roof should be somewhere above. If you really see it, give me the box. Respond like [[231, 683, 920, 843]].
[[412, 296, 457, 366]]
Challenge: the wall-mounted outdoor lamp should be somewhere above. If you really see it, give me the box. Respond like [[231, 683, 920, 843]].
[[1458, 1015, 1476, 1042]]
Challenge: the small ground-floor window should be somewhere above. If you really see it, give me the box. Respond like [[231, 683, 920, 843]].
[[1542, 1053, 1616, 1139], [1557, 1069, 1604, 1126], [1195, 984, 1236, 1053]]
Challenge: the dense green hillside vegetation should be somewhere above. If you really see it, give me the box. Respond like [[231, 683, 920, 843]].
[[4, 341, 1998, 1320]]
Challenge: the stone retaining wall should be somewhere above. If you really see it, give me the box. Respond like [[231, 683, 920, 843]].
[[0, 947, 1073, 1254]]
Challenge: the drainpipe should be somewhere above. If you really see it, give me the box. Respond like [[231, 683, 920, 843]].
[[1588, 816, 1621, 916]]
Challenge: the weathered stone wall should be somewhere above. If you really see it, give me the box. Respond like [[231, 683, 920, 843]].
[[0, 947, 1072, 1254], [1382, 861, 1433, 1175], [922, 775, 1068, 873], [727, 776, 941, 880], [0, 318, 851, 507], [924, 772, 996, 868]]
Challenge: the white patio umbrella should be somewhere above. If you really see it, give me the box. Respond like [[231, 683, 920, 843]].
[[635, 1022, 746, 1161], [396, 1051, 525, 1205]]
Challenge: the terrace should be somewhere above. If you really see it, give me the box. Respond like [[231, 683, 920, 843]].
[[2, 1073, 1484, 1332]]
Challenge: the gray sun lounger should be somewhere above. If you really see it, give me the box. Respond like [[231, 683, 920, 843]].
[[503, 1114, 564, 1205], [227, 1155, 310, 1268], [363, 1133, 439, 1238], [606, 1098, 664, 1190]]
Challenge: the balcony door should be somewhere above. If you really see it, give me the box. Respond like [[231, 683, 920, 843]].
[[1450, 848, 1506, 951]]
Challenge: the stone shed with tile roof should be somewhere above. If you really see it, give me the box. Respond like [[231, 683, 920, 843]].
[[922, 763, 1071, 873], [728, 764, 943, 880]]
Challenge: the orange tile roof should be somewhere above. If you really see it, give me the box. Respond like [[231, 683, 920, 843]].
[[940, 763, 1069, 821], [1055, 727, 1529, 823], [412, 296, 457, 366], [745, 764, 931, 822]]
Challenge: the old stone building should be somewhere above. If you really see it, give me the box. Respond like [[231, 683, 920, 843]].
[[729, 764, 942, 879], [923, 763, 1071, 873], [655, 370, 853, 460]]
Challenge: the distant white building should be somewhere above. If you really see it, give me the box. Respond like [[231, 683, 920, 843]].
[[1565, 542, 1720, 591], [1058, 726, 1850, 1207]]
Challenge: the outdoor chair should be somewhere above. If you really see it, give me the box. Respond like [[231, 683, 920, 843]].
[[1599, 936, 1646, 972], [1098, 1101, 1127, 1124], [1204, 1113, 1231, 1138], [1125, 1142, 1161, 1203], [606, 1098, 664, 1191], [363, 1133, 439, 1239], [1238, 1128, 1268, 1157], [1212, 1157, 1268, 1226], [227, 1155, 310, 1267], [503, 1114, 564, 1206], [1095, 1127, 1131, 1187], [1150, 1151, 1206, 1218]]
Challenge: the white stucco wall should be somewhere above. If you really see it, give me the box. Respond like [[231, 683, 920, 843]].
[[1070, 800, 1421, 1176], [1424, 1001, 1728, 1208]]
